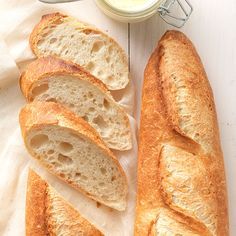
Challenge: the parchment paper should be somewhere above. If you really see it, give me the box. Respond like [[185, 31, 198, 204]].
[[0, 1, 138, 235]]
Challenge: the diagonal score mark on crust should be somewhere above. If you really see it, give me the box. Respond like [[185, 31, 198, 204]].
[[159, 144, 218, 235], [152, 208, 201, 235], [158, 35, 220, 156]]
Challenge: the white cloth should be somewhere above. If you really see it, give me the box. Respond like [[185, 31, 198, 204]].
[[0, 1, 138, 235]]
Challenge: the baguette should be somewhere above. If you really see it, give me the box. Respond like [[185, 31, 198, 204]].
[[30, 12, 129, 90], [20, 56, 132, 151], [135, 31, 228, 235], [26, 169, 103, 236], [19, 101, 127, 211]]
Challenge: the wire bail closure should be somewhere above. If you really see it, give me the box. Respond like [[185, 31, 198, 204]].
[[158, 0, 193, 28]]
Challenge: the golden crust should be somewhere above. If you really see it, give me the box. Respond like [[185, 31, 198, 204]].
[[135, 31, 228, 235], [26, 169, 48, 236], [29, 13, 66, 56], [20, 102, 128, 210], [26, 169, 103, 236], [20, 56, 111, 101]]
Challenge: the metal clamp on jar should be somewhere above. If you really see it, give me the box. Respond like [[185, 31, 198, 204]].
[[95, 0, 193, 27]]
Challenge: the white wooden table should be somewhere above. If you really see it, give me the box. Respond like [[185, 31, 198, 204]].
[[0, 0, 235, 234]]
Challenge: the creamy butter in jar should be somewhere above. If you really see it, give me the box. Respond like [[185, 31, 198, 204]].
[[95, 0, 193, 27]]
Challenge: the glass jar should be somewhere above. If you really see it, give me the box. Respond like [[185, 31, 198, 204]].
[[95, 0, 193, 27]]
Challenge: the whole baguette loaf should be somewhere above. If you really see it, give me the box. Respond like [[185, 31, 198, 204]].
[[30, 12, 129, 90], [26, 169, 103, 236], [135, 31, 228, 235], [20, 56, 132, 151], [19, 102, 127, 211]]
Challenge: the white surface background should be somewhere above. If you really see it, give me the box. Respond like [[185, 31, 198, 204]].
[[0, 0, 235, 235]]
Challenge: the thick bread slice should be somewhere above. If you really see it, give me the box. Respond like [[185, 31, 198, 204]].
[[20, 102, 128, 211], [30, 12, 129, 90], [20, 56, 132, 151], [26, 169, 103, 236]]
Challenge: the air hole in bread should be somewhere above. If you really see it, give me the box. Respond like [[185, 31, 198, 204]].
[[93, 115, 107, 129], [47, 150, 54, 155], [49, 38, 57, 44], [88, 92, 93, 98], [46, 98, 57, 103], [31, 84, 49, 98], [99, 182, 105, 187], [106, 57, 110, 63], [52, 161, 61, 168], [75, 172, 81, 178], [88, 107, 95, 112], [59, 142, 73, 153], [58, 154, 73, 165], [91, 41, 103, 53], [71, 34, 74, 39], [100, 167, 107, 175], [82, 115, 88, 122], [97, 70, 103, 76], [103, 99, 110, 110], [107, 76, 113, 81], [111, 176, 116, 181], [64, 50, 69, 55], [68, 103, 75, 108], [81, 175, 88, 180], [30, 134, 49, 149], [86, 62, 95, 71]]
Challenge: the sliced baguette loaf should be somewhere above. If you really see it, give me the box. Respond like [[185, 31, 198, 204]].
[[30, 12, 129, 90], [20, 56, 132, 151], [26, 169, 103, 236], [20, 102, 128, 211]]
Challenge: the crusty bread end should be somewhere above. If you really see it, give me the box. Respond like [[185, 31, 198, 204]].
[[26, 169, 104, 236]]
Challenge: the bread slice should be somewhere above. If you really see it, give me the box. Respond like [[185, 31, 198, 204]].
[[26, 169, 103, 236], [20, 56, 132, 151], [30, 12, 129, 90], [19, 102, 128, 211]]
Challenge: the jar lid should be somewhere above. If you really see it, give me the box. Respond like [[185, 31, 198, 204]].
[[103, 0, 161, 13]]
